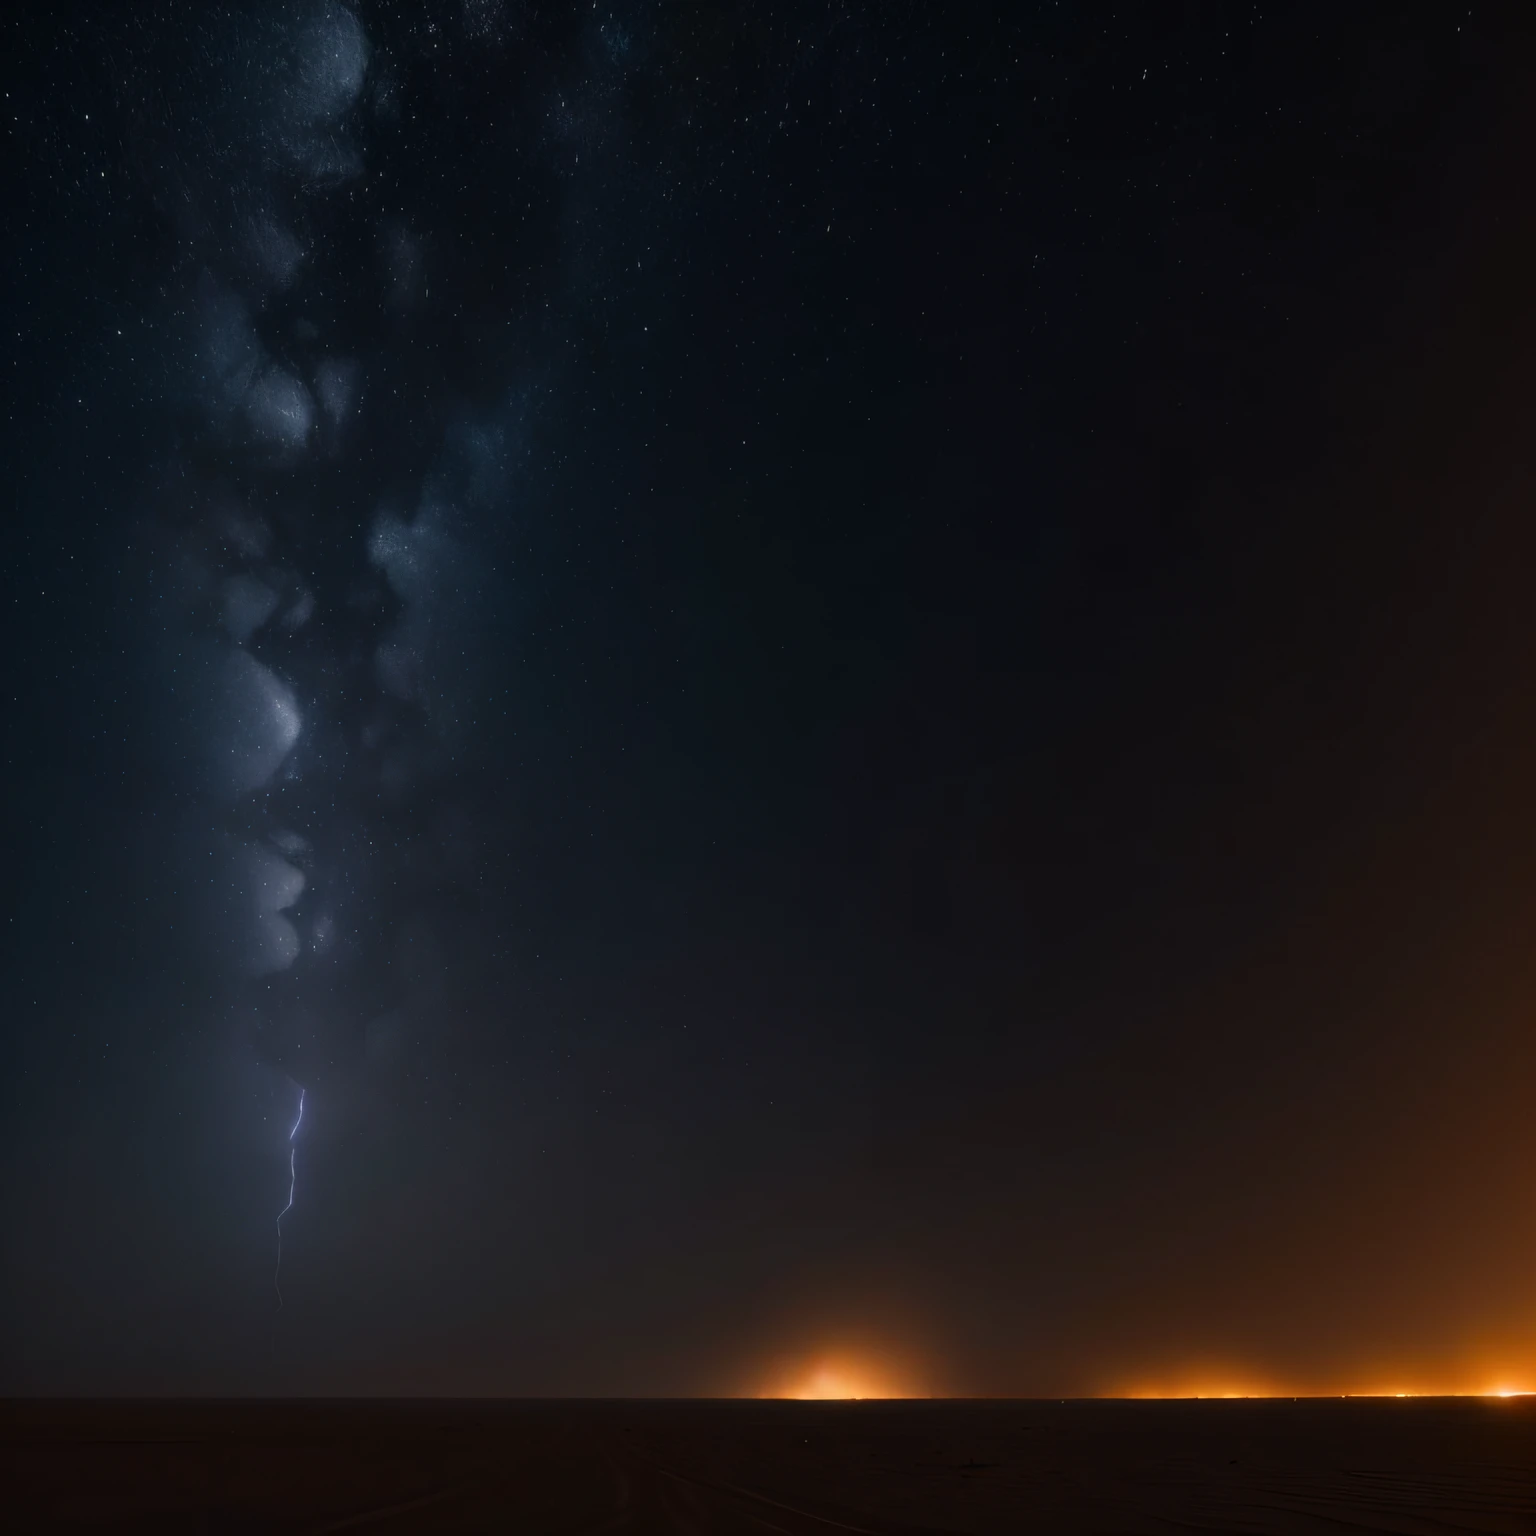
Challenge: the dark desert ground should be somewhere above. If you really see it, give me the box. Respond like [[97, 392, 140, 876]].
[[7, 1396, 1536, 1532]]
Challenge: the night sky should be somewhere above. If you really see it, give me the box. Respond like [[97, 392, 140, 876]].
[[4, 2, 1536, 1399]]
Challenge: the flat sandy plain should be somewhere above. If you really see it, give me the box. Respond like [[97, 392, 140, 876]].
[[5, 1396, 1536, 1532]]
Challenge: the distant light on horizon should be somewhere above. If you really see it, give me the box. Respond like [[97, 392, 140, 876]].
[[782, 1365, 892, 1401], [787, 1367, 880, 1401], [754, 1352, 919, 1402], [1115, 1380, 1536, 1402]]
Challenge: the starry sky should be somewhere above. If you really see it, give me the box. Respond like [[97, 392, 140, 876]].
[[5, 1, 1536, 1399]]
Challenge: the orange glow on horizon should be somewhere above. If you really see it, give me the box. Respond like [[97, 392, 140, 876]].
[[752, 1351, 921, 1401], [1113, 1375, 1536, 1402], [749, 1363, 1536, 1401], [745, 1343, 1536, 1403], [781, 1365, 889, 1400], [1118, 1383, 1282, 1401]]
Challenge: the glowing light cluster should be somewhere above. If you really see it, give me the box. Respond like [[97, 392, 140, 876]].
[[1115, 1374, 1536, 1401], [785, 1365, 884, 1401], [757, 1351, 918, 1401]]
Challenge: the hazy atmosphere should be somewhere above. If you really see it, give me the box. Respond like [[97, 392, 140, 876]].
[[5, 1, 1536, 1403]]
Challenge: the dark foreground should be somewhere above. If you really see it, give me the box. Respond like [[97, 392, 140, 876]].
[[5, 1396, 1536, 1532]]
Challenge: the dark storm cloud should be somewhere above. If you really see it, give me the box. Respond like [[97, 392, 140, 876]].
[[5, 0, 678, 1388], [113, 1, 655, 1112]]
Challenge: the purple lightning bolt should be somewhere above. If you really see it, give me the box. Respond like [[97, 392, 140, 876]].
[[274, 1086, 305, 1308]]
